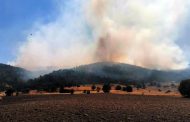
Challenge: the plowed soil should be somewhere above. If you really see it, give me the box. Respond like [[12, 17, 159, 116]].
[[0, 94, 190, 122]]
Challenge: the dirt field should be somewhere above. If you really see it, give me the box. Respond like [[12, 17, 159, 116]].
[[0, 94, 190, 122]]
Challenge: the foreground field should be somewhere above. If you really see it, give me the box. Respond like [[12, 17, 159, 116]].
[[0, 94, 190, 122]]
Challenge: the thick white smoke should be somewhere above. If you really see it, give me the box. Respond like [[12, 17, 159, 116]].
[[14, 0, 189, 70], [14, 1, 95, 70]]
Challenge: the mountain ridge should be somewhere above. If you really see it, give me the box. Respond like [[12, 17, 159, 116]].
[[73, 62, 190, 82], [1, 62, 190, 91], [28, 62, 190, 90]]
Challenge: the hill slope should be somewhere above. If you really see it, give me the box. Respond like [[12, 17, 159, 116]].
[[28, 62, 190, 90], [0, 63, 31, 91], [75, 62, 190, 82]]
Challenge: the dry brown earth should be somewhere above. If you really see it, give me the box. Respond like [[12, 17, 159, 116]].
[[0, 94, 190, 122]]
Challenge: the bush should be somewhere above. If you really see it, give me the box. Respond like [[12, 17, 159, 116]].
[[86, 90, 90, 94], [158, 89, 162, 92], [124, 86, 133, 92], [83, 90, 90, 94], [70, 89, 74, 95], [16, 92, 19, 96], [59, 86, 74, 94], [142, 83, 146, 89], [179, 79, 190, 97], [122, 87, 126, 91], [91, 85, 96, 91], [171, 83, 176, 88], [136, 83, 146, 89], [165, 90, 171, 94], [5, 89, 14, 96], [136, 84, 142, 90], [83, 90, 87, 94], [102, 83, 111, 93], [49, 87, 57, 92], [115, 85, 122, 90], [96, 87, 101, 92], [21, 88, 30, 94], [59, 86, 65, 93]]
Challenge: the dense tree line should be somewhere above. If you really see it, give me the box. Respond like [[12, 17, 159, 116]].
[[26, 69, 135, 91]]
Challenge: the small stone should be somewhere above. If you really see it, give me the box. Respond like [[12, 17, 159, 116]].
[[84, 113, 89, 117]]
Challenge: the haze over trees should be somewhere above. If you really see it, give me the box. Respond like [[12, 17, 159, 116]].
[[1, 62, 190, 93], [0, 64, 31, 91]]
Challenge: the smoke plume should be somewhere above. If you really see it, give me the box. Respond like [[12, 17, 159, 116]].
[[14, 0, 189, 70]]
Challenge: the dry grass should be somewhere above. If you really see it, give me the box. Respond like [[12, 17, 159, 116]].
[[112, 86, 180, 96], [64, 85, 180, 96]]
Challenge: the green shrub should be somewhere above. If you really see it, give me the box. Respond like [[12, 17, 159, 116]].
[[102, 83, 111, 93], [179, 79, 190, 97], [124, 86, 133, 92], [96, 87, 101, 92], [165, 90, 171, 94], [115, 85, 122, 90], [83, 90, 87, 94], [21, 88, 30, 94], [86, 90, 90, 94], [136, 83, 146, 89], [91, 85, 96, 91], [5, 89, 14, 96], [70, 89, 74, 95], [59, 86, 64, 93]]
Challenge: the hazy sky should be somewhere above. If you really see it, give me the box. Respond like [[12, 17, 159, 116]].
[[0, 0, 57, 63], [0, 0, 190, 70]]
